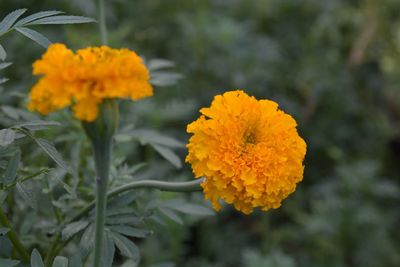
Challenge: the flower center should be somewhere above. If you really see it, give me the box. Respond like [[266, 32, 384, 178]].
[[244, 131, 257, 145]]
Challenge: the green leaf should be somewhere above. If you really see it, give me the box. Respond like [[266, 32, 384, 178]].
[[0, 258, 19, 267], [0, 129, 15, 147], [16, 182, 37, 210], [15, 27, 51, 48], [120, 129, 185, 148], [166, 203, 214, 216], [158, 207, 183, 224], [150, 72, 183, 87], [111, 232, 140, 261], [0, 77, 8, 84], [0, 190, 7, 205], [0, 44, 6, 60], [2, 150, 20, 184], [152, 144, 182, 168], [15, 11, 64, 26], [121, 260, 138, 267], [14, 120, 60, 131], [109, 225, 152, 238], [31, 249, 44, 267], [102, 231, 115, 267], [148, 59, 175, 71], [51, 256, 68, 267], [0, 62, 12, 70], [79, 223, 95, 257], [0, 227, 9, 235], [26, 15, 95, 25], [106, 214, 142, 226], [61, 221, 89, 241], [0, 9, 27, 35], [68, 255, 82, 267]]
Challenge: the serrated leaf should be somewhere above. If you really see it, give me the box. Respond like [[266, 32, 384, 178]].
[[15, 11, 64, 26], [0, 258, 19, 267], [51, 256, 68, 267], [26, 15, 95, 25], [31, 249, 44, 267], [0, 227, 9, 235], [16, 182, 37, 210], [0, 62, 12, 70], [0, 129, 15, 147], [79, 223, 95, 257], [0, 44, 6, 60], [148, 59, 175, 71], [0, 9, 27, 35], [158, 207, 183, 224], [108, 192, 138, 210], [152, 144, 182, 168], [15, 27, 51, 48], [2, 150, 20, 184], [62, 221, 89, 241], [14, 120, 60, 131], [109, 225, 152, 238], [102, 231, 115, 267], [111, 232, 140, 261]]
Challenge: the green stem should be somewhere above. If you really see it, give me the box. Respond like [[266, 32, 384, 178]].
[[92, 138, 112, 267], [97, 0, 108, 45], [0, 207, 30, 262], [44, 234, 60, 267]]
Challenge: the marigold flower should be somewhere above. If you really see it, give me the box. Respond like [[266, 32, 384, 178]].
[[186, 90, 306, 214], [28, 43, 153, 121]]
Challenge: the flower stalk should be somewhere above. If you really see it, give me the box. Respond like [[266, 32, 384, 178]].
[[83, 99, 118, 267]]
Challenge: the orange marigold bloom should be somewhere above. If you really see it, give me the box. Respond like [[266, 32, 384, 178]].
[[28, 43, 153, 121], [186, 90, 306, 214]]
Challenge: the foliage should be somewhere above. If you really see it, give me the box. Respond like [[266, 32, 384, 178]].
[[0, 0, 400, 267]]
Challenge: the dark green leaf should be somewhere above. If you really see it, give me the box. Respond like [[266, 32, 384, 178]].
[[0, 190, 7, 205], [79, 223, 95, 257], [0, 258, 19, 267], [106, 214, 142, 226], [16, 182, 37, 210], [111, 232, 140, 261], [109, 225, 152, 238], [51, 256, 68, 267], [102, 231, 115, 267], [26, 15, 95, 25], [0, 129, 15, 147], [31, 249, 44, 267], [62, 221, 89, 241], [152, 145, 182, 168], [14, 120, 60, 131], [2, 150, 20, 184], [15, 27, 51, 48], [15, 11, 64, 26], [0, 9, 27, 35], [158, 207, 183, 224]]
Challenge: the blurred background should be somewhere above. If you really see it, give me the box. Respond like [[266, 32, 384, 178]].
[[1, 0, 400, 267]]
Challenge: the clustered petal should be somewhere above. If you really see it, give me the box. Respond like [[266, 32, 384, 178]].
[[186, 90, 306, 214], [28, 43, 153, 121]]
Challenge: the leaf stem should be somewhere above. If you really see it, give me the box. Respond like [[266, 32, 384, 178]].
[[0, 207, 30, 262]]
